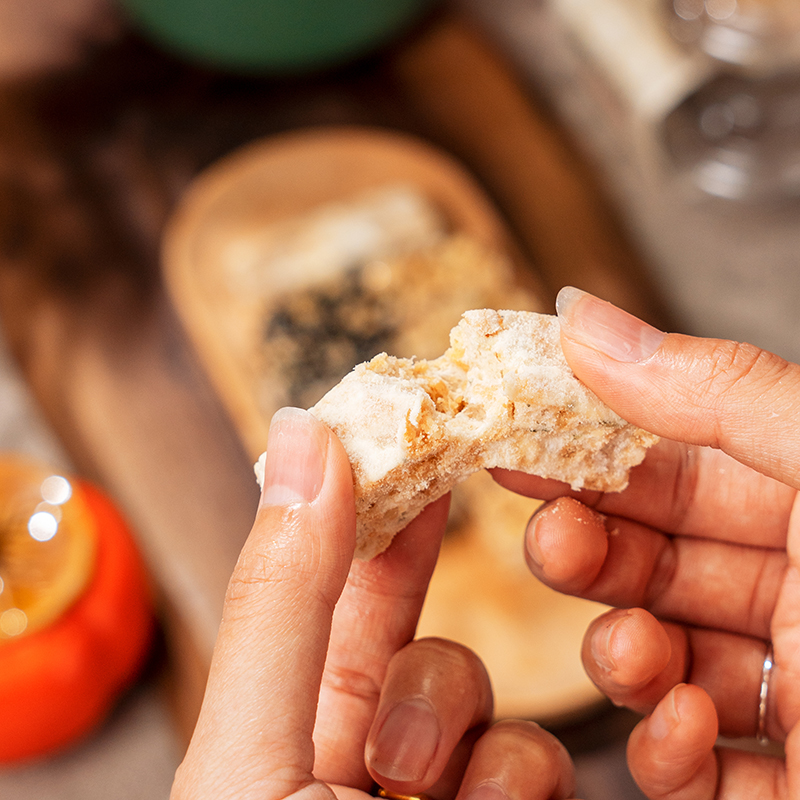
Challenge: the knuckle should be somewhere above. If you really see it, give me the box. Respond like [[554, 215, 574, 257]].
[[476, 720, 575, 794], [321, 662, 380, 703], [225, 554, 286, 611], [409, 637, 485, 679], [745, 549, 785, 636], [487, 718, 546, 742], [477, 719, 551, 757], [223, 526, 328, 622], [666, 444, 700, 536], [394, 638, 492, 711], [696, 340, 790, 410], [227, 544, 297, 601], [688, 339, 795, 448], [644, 536, 678, 612]]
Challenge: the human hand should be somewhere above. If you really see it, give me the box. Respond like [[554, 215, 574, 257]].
[[494, 287, 800, 799], [170, 407, 577, 800]]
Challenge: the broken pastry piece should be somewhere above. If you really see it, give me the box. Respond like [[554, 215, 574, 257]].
[[256, 309, 659, 560]]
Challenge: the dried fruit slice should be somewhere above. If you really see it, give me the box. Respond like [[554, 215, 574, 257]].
[[0, 458, 96, 640], [0, 456, 155, 763]]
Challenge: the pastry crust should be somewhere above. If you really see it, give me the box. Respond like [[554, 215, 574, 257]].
[[257, 309, 658, 559]]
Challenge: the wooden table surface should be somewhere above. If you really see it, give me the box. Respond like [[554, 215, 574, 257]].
[[0, 7, 655, 797]]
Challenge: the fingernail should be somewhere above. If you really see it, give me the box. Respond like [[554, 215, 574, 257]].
[[463, 782, 509, 800], [591, 615, 625, 673], [556, 286, 666, 363], [259, 408, 327, 507], [525, 508, 546, 570], [648, 685, 683, 741], [369, 698, 441, 783]]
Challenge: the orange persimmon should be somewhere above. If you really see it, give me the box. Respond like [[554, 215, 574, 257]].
[[0, 458, 155, 763]]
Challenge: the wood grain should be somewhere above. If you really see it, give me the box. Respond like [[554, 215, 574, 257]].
[[391, 14, 667, 325]]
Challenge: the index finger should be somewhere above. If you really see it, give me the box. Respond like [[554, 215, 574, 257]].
[[173, 408, 355, 800], [493, 437, 794, 548], [556, 287, 800, 490]]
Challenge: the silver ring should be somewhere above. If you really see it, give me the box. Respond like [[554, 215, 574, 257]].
[[757, 644, 774, 746]]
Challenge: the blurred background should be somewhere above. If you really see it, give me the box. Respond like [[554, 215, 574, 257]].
[[0, 0, 797, 798]]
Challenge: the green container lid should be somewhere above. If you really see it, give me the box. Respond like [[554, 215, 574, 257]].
[[117, 0, 434, 73]]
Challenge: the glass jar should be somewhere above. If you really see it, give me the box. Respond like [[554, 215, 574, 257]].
[[666, 0, 800, 73], [663, 71, 800, 199], [663, 0, 800, 199]]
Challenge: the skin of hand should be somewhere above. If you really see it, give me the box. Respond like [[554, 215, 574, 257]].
[[169, 407, 577, 800], [493, 286, 800, 799]]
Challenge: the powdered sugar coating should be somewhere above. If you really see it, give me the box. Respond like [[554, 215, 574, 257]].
[[260, 309, 658, 559]]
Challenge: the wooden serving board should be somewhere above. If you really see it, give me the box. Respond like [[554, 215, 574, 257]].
[[163, 125, 545, 457], [0, 9, 662, 741], [163, 124, 607, 722]]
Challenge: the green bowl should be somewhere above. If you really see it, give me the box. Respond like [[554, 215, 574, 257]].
[[117, 0, 434, 73]]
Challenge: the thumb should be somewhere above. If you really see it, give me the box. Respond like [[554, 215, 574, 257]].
[[172, 408, 356, 800], [556, 287, 800, 489]]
